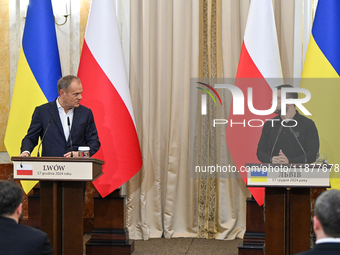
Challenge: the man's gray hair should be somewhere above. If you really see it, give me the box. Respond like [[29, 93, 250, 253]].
[[57, 75, 81, 95], [314, 189, 340, 237]]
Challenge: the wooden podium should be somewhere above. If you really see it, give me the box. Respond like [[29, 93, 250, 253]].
[[12, 157, 104, 255], [241, 163, 331, 255]]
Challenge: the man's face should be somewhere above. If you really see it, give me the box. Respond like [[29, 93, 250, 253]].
[[274, 89, 281, 114], [275, 89, 294, 115], [60, 79, 83, 110]]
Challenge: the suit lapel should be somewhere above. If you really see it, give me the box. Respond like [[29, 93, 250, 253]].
[[48, 99, 65, 139], [71, 106, 81, 136]]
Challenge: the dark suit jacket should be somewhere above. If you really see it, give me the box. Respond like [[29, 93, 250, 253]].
[[295, 242, 340, 255], [0, 217, 52, 255], [21, 99, 100, 157]]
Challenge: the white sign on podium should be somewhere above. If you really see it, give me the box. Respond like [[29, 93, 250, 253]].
[[12, 157, 103, 181], [246, 163, 331, 187]]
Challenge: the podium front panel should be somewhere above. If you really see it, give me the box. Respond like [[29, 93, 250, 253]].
[[12, 157, 103, 181]]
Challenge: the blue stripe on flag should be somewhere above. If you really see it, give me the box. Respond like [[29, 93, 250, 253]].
[[251, 171, 267, 177], [22, 0, 61, 101], [312, 0, 340, 76]]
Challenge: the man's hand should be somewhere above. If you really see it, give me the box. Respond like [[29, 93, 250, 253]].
[[63, 151, 81, 158], [272, 150, 289, 164], [19, 152, 30, 157]]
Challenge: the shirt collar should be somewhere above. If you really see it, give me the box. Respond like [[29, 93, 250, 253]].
[[279, 110, 300, 122], [56, 97, 63, 109], [292, 110, 301, 120], [316, 237, 340, 244], [56, 97, 74, 113]]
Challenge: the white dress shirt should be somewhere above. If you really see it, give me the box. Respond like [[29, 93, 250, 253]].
[[56, 98, 74, 141]]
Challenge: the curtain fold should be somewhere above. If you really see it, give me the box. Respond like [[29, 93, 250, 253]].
[[128, 0, 199, 239], [127, 0, 295, 240]]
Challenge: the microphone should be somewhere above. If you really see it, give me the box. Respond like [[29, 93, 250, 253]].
[[270, 126, 283, 162], [67, 116, 73, 157], [289, 127, 307, 163], [37, 115, 54, 157]]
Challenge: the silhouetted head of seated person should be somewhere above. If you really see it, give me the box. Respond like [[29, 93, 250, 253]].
[[0, 180, 24, 223], [313, 189, 340, 240], [0, 180, 53, 255], [295, 189, 340, 255]]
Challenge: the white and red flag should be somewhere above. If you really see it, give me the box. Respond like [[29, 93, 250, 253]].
[[226, 0, 283, 206], [78, 0, 142, 197]]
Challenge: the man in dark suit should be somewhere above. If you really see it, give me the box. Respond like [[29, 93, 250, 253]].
[[295, 189, 340, 255], [19, 75, 100, 157], [0, 180, 52, 255]]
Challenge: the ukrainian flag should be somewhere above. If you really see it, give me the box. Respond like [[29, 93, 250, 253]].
[[250, 170, 268, 183], [4, 0, 61, 193], [300, 0, 340, 189]]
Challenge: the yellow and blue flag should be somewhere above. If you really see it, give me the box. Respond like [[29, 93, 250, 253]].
[[250, 170, 268, 183], [300, 0, 340, 189], [4, 0, 61, 193]]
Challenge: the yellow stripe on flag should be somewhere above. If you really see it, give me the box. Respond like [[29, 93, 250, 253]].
[[250, 177, 267, 183], [302, 36, 339, 78], [300, 36, 340, 190], [4, 48, 48, 193]]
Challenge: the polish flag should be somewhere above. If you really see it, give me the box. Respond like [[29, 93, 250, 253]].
[[226, 0, 283, 206], [78, 0, 142, 197], [16, 164, 33, 176]]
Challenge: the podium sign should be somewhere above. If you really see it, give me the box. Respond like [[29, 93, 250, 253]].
[[246, 163, 330, 187], [12, 157, 103, 181]]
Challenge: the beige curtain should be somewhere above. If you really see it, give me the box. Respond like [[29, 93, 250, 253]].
[[127, 0, 199, 239], [127, 0, 295, 240]]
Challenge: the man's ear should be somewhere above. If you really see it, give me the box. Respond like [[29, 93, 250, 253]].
[[16, 203, 23, 216], [313, 215, 321, 232]]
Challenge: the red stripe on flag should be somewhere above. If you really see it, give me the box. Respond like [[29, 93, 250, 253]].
[[226, 43, 275, 206], [17, 170, 33, 176], [236, 42, 264, 79], [78, 41, 142, 197]]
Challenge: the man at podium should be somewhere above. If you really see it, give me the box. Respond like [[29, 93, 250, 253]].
[[19, 75, 100, 157], [257, 84, 319, 164]]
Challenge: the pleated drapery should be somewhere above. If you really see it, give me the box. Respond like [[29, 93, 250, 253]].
[[126, 0, 295, 240]]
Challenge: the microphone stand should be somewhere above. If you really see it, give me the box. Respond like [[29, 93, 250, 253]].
[[37, 115, 54, 157]]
